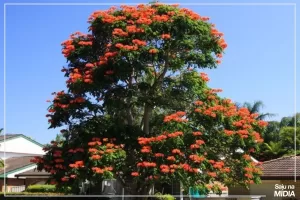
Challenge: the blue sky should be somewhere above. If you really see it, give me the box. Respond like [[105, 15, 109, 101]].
[[0, 0, 299, 144]]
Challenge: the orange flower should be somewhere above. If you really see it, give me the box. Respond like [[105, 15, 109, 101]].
[[131, 172, 139, 176], [161, 34, 171, 39], [172, 149, 181, 154], [207, 172, 217, 177], [115, 43, 124, 48], [200, 72, 210, 82], [91, 155, 101, 160], [70, 174, 77, 179], [61, 177, 69, 182], [149, 49, 158, 54], [88, 142, 96, 146], [161, 168, 170, 173], [257, 120, 268, 127], [155, 153, 164, 157], [167, 156, 176, 162], [195, 140, 205, 145], [190, 144, 200, 149], [193, 131, 202, 136], [242, 154, 251, 161], [224, 130, 234, 136], [218, 38, 227, 49], [132, 39, 147, 46], [112, 28, 128, 37]]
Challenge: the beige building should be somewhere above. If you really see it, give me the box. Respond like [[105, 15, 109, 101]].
[[229, 155, 300, 200]]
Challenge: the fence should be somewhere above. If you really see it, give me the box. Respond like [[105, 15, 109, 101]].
[[9, 185, 25, 193]]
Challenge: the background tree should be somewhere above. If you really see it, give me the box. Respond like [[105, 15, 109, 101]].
[[242, 101, 276, 120], [261, 121, 280, 144], [33, 3, 267, 196], [279, 127, 300, 154]]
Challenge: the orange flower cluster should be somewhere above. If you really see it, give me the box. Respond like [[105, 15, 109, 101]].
[[211, 28, 224, 37], [194, 101, 203, 106], [257, 120, 268, 127], [137, 161, 157, 167], [160, 165, 170, 173], [212, 161, 224, 169], [132, 39, 147, 46], [166, 131, 183, 138], [136, 17, 152, 24], [171, 149, 181, 154], [167, 156, 176, 162], [61, 39, 75, 57], [195, 140, 205, 145], [224, 130, 235, 136], [54, 158, 64, 163], [53, 150, 62, 157], [61, 176, 69, 182], [193, 131, 202, 136], [242, 154, 251, 161], [207, 172, 217, 177], [161, 34, 171, 39], [69, 160, 85, 168], [126, 25, 145, 33], [78, 41, 93, 46], [221, 167, 231, 173], [113, 28, 129, 37], [189, 154, 205, 163], [152, 15, 169, 22], [218, 38, 227, 49], [138, 134, 168, 145], [92, 167, 110, 174], [180, 163, 198, 173], [200, 72, 210, 82], [179, 8, 201, 20], [67, 148, 85, 153], [163, 111, 187, 123], [251, 131, 264, 143], [154, 153, 165, 157], [190, 144, 201, 149], [88, 148, 98, 153], [141, 146, 151, 153], [55, 164, 65, 169], [131, 172, 139, 176], [149, 49, 158, 54], [88, 140, 102, 146], [30, 156, 43, 163]]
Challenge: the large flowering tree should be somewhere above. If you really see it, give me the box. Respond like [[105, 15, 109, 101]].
[[32, 3, 267, 196]]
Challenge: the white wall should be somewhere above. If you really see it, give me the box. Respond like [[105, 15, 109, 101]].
[[250, 180, 280, 200], [0, 137, 45, 160]]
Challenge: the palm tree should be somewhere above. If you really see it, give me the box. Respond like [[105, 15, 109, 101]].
[[242, 100, 276, 120], [263, 142, 287, 160]]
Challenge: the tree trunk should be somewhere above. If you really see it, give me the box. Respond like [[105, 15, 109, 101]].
[[143, 104, 153, 135]]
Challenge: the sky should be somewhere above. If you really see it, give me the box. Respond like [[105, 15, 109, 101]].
[[0, 0, 299, 144]]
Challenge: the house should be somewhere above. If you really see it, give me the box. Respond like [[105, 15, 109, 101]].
[[229, 155, 300, 200], [0, 134, 47, 192], [0, 134, 45, 160]]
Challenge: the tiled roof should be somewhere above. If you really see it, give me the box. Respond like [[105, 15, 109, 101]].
[[0, 156, 36, 176], [261, 155, 300, 179]]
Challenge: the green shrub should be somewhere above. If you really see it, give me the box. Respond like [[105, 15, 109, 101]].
[[25, 184, 56, 193], [155, 192, 175, 200]]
